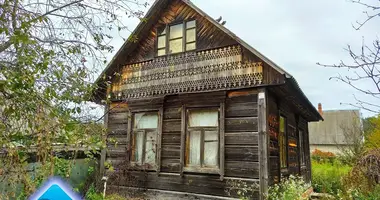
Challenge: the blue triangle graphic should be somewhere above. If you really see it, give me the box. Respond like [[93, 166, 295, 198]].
[[38, 184, 72, 200]]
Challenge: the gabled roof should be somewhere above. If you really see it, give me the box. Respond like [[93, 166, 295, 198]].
[[94, 0, 323, 121], [95, 0, 291, 86]]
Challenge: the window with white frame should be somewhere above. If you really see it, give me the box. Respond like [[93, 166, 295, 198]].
[[185, 109, 219, 170], [131, 112, 158, 166], [156, 20, 196, 56]]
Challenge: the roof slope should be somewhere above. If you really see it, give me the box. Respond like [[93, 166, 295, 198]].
[[93, 0, 322, 121]]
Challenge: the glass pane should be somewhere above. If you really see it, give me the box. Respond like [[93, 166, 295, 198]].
[[204, 141, 218, 166], [280, 116, 285, 132], [189, 131, 201, 166], [169, 38, 183, 54], [145, 131, 156, 165], [158, 36, 166, 48], [134, 132, 144, 163], [134, 113, 158, 129], [189, 110, 218, 127], [159, 27, 166, 35], [186, 29, 196, 43], [157, 49, 166, 56], [205, 131, 218, 141], [187, 20, 196, 29], [169, 24, 183, 39], [186, 43, 196, 51]]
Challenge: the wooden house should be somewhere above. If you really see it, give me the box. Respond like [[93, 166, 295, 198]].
[[93, 0, 323, 199]]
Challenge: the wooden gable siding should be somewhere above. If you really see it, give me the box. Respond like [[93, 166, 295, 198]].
[[125, 0, 237, 64], [242, 48, 285, 85]]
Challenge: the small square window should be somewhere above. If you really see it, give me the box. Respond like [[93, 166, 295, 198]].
[[158, 36, 166, 49], [186, 43, 196, 51], [169, 24, 183, 39], [169, 38, 183, 54], [186, 29, 196, 43], [156, 20, 197, 56], [187, 20, 196, 29], [157, 49, 166, 56]]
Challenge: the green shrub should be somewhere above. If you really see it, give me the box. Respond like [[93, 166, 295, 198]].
[[266, 175, 309, 200], [311, 160, 351, 195], [338, 185, 380, 200]]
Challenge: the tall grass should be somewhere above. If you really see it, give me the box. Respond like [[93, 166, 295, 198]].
[[311, 160, 351, 195]]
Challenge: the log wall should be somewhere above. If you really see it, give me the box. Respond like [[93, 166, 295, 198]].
[[105, 90, 260, 199]]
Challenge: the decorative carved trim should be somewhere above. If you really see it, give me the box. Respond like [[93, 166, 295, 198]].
[[110, 45, 264, 99]]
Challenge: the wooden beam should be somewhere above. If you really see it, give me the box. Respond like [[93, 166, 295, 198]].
[[258, 89, 268, 200], [180, 104, 186, 176], [126, 111, 132, 162], [157, 107, 163, 175], [100, 104, 109, 179], [219, 102, 225, 180]]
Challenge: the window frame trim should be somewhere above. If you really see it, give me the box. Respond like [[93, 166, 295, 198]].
[[155, 19, 197, 57], [184, 107, 220, 174], [129, 111, 160, 170], [279, 114, 288, 170], [298, 128, 306, 167]]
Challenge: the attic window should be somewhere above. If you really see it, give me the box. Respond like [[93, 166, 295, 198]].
[[157, 20, 197, 56]]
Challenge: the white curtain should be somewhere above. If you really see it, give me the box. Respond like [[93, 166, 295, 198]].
[[189, 110, 218, 127]]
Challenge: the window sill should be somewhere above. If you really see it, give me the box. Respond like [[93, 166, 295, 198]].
[[183, 166, 220, 174], [280, 168, 289, 175], [129, 162, 157, 171]]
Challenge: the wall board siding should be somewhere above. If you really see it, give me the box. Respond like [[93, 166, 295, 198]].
[[225, 117, 258, 132], [224, 93, 260, 180], [107, 172, 259, 199], [225, 146, 258, 162], [225, 132, 258, 145], [107, 90, 261, 198]]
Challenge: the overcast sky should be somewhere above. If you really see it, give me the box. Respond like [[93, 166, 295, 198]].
[[105, 0, 379, 118]]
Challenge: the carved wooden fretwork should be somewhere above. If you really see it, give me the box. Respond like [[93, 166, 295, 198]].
[[111, 46, 263, 99]]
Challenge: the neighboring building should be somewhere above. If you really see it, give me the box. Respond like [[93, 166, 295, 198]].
[[93, 0, 322, 199], [309, 103, 361, 154]]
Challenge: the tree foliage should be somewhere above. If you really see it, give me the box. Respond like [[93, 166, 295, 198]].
[[0, 0, 147, 198], [363, 116, 380, 150]]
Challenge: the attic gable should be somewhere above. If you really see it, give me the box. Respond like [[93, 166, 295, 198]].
[[123, 0, 237, 64]]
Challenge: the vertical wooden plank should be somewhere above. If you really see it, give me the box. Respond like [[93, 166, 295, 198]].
[[157, 107, 163, 174], [200, 130, 205, 167], [100, 104, 109, 178], [219, 102, 225, 180], [180, 105, 186, 176], [306, 126, 312, 184], [258, 89, 268, 200], [126, 111, 132, 162], [142, 131, 147, 165]]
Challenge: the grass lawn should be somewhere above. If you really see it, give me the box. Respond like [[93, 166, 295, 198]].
[[311, 161, 351, 195]]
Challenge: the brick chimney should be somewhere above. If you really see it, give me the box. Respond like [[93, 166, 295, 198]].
[[318, 103, 323, 116]]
